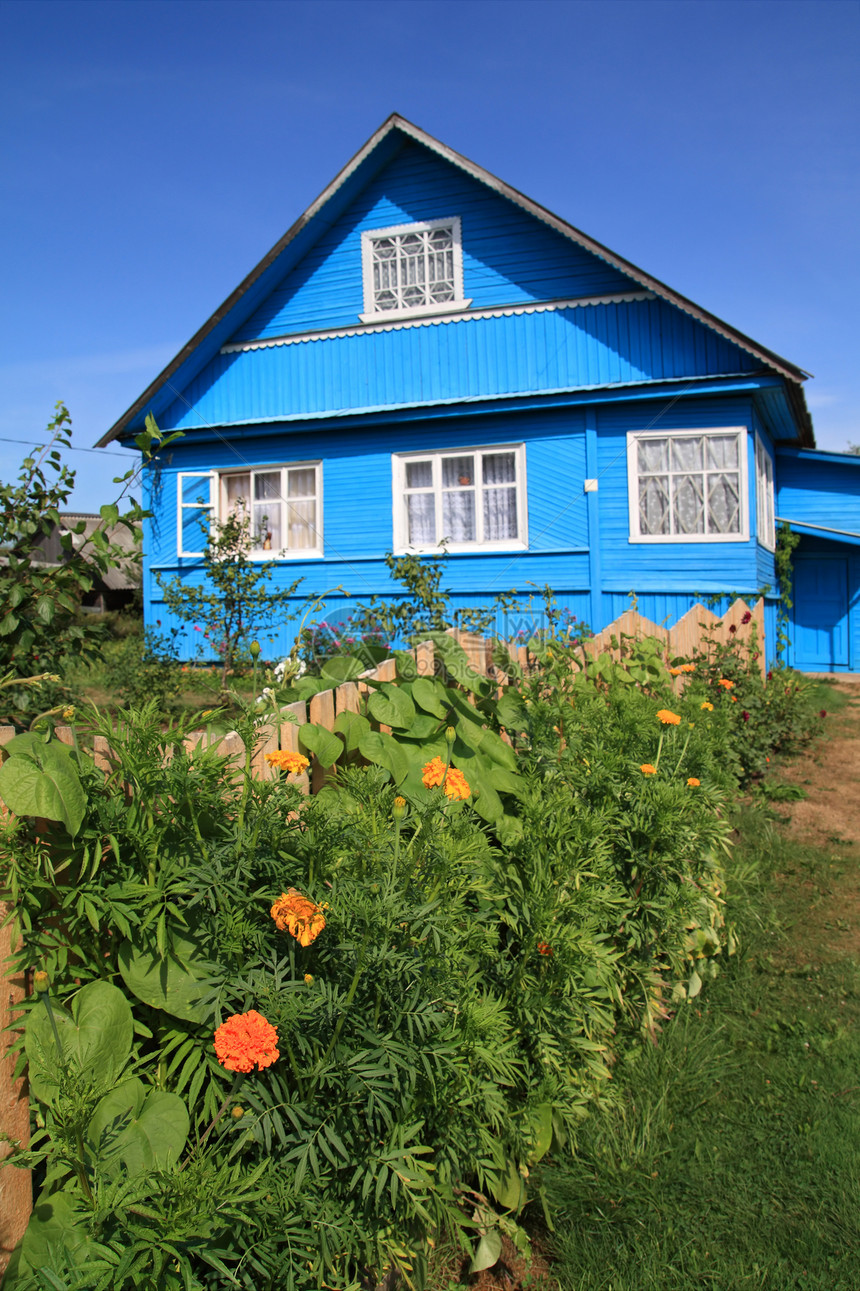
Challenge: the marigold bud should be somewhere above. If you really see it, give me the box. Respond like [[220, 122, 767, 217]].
[[62, 706, 75, 721], [249, 640, 261, 658], [231, 1105, 245, 1120], [393, 796, 406, 821], [445, 725, 456, 745], [304, 973, 314, 985], [33, 970, 50, 994]]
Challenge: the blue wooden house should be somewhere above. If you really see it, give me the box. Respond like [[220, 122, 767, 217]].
[[99, 114, 860, 671]]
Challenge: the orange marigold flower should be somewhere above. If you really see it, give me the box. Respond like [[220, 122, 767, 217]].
[[669, 667, 682, 676], [265, 750, 310, 773], [271, 888, 326, 946], [421, 756, 471, 800], [656, 709, 681, 725], [640, 764, 657, 775], [214, 1009, 279, 1073], [687, 777, 701, 787], [537, 941, 553, 956], [718, 679, 734, 689], [700, 701, 714, 711], [681, 663, 696, 673]]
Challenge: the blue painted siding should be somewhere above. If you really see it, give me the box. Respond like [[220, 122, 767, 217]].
[[145, 406, 591, 659], [594, 397, 763, 595], [231, 141, 636, 342], [776, 449, 860, 535], [160, 299, 761, 432]]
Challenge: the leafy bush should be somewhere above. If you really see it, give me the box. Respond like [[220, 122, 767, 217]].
[[0, 592, 825, 1288]]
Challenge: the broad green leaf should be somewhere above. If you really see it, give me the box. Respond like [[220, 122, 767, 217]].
[[491, 1160, 526, 1212], [14, 1192, 90, 1283], [469, 1228, 502, 1274], [687, 968, 703, 1000], [88, 1078, 189, 1176], [485, 766, 526, 798], [320, 654, 365, 684], [99, 503, 120, 527], [118, 930, 212, 1024], [358, 730, 410, 785], [0, 737, 86, 837], [299, 722, 344, 768], [529, 1104, 554, 1164], [404, 713, 441, 740], [368, 684, 415, 729], [26, 981, 133, 1104], [333, 710, 371, 753], [412, 676, 448, 719], [495, 689, 528, 731]]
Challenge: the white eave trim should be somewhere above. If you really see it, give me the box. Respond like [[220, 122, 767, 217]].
[[221, 291, 655, 354]]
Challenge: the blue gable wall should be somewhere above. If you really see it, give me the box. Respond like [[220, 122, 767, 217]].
[[231, 140, 636, 343]]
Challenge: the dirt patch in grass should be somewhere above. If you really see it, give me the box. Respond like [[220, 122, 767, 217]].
[[770, 683, 860, 965]]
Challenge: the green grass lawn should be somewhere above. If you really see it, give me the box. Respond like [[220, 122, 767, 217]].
[[543, 685, 860, 1290]]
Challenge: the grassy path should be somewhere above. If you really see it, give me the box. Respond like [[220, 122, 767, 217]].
[[542, 681, 860, 1291]]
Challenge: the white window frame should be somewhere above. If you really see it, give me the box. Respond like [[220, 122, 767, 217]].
[[627, 428, 750, 544], [392, 443, 528, 555], [755, 433, 776, 551], [176, 462, 323, 559], [360, 216, 471, 323]]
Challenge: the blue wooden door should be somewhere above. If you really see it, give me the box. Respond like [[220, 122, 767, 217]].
[[792, 557, 849, 669]]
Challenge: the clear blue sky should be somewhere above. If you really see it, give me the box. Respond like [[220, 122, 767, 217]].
[[2, 0, 858, 512]]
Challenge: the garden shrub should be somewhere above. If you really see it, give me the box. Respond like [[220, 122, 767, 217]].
[[0, 604, 825, 1288]]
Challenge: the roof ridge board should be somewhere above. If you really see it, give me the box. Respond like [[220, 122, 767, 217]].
[[98, 112, 810, 446]]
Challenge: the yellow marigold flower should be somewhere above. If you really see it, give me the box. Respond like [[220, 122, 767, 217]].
[[421, 755, 471, 800], [701, 702, 714, 711], [687, 777, 701, 787], [718, 678, 734, 689], [271, 888, 326, 946], [656, 709, 681, 725], [304, 973, 314, 985], [62, 706, 76, 721], [640, 764, 656, 775], [265, 750, 310, 774]]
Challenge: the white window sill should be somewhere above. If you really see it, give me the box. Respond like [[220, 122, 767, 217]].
[[628, 532, 749, 544], [394, 540, 528, 557], [359, 298, 472, 325], [246, 550, 324, 561]]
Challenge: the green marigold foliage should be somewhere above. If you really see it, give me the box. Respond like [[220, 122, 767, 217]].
[[1, 593, 825, 1288]]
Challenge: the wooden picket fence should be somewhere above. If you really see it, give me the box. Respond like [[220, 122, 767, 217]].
[[0, 596, 763, 1263]]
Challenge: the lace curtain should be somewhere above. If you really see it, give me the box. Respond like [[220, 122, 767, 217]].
[[638, 434, 740, 537], [404, 451, 518, 546]]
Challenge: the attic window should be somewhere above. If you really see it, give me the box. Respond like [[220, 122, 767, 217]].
[[360, 217, 470, 322]]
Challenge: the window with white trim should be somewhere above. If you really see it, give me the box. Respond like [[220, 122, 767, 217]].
[[755, 434, 775, 550], [360, 217, 470, 322], [176, 463, 323, 558], [393, 445, 527, 553], [627, 429, 748, 542]]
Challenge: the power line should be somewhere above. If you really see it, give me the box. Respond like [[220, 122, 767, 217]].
[[0, 436, 134, 458]]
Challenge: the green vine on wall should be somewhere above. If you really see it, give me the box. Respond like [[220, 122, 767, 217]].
[[774, 521, 801, 662]]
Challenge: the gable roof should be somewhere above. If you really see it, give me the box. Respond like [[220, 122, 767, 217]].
[[98, 113, 813, 447]]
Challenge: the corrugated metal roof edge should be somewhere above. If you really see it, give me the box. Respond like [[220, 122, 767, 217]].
[[777, 446, 860, 465], [97, 112, 813, 449], [154, 371, 790, 440], [777, 517, 860, 547]]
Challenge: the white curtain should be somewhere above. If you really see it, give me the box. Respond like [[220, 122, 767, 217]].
[[482, 452, 517, 540]]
